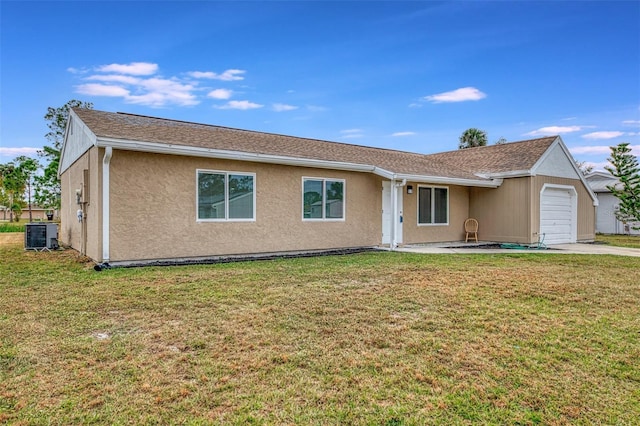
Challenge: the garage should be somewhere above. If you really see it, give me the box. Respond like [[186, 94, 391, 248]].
[[540, 185, 577, 244]]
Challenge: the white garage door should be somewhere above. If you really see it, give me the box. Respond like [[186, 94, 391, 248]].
[[540, 186, 576, 244]]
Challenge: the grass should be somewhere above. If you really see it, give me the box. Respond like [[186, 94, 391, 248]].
[[0, 218, 59, 233], [596, 233, 640, 249], [1, 236, 639, 424], [0, 223, 25, 233]]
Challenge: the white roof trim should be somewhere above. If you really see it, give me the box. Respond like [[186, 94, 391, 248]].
[[58, 109, 98, 175], [480, 170, 532, 179], [95, 137, 503, 188], [393, 173, 502, 188], [96, 137, 379, 173], [530, 137, 598, 204]]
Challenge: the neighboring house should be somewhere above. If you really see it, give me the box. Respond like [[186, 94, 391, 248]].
[[1, 205, 54, 221], [585, 171, 640, 235], [59, 109, 597, 265]]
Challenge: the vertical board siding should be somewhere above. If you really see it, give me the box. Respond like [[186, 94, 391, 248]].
[[533, 176, 595, 242], [469, 178, 532, 243]]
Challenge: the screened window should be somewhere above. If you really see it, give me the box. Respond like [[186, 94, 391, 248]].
[[418, 186, 448, 225], [198, 170, 255, 221], [303, 178, 345, 220]]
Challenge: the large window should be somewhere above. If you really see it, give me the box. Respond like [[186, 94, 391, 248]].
[[197, 170, 255, 221], [418, 186, 448, 225], [303, 178, 345, 220]]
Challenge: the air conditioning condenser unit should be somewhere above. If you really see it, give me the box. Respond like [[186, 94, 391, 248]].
[[25, 223, 59, 251]]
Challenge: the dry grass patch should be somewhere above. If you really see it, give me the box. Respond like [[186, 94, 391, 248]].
[[1, 241, 639, 424]]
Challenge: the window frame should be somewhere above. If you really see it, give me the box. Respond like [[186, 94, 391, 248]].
[[302, 177, 346, 221], [196, 169, 256, 222], [417, 185, 449, 226]]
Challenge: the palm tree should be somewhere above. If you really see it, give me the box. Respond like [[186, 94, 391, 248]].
[[458, 128, 488, 149]]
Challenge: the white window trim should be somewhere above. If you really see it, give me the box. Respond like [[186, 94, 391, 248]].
[[417, 185, 449, 226], [196, 169, 256, 222], [302, 177, 346, 221]]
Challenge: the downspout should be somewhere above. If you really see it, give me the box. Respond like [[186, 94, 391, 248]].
[[101, 147, 112, 264], [391, 178, 407, 249]]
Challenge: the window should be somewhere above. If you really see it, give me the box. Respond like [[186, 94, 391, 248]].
[[303, 178, 345, 220], [197, 170, 255, 221], [418, 186, 448, 225]]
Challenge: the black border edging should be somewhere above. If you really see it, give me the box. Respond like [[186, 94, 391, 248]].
[[94, 247, 381, 271]]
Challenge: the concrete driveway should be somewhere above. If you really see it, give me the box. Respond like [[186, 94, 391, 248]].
[[397, 243, 640, 257]]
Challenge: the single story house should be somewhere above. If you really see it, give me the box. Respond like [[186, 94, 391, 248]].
[[585, 171, 640, 235], [59, 108, 597, 265], [1, 205, 55, 222]]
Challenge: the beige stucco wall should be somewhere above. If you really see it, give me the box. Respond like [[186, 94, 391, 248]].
[[59, 146, 102, 260], [532, 175, 596, 242], [402, 184, 470, 244], [108, 150, 383, 262]]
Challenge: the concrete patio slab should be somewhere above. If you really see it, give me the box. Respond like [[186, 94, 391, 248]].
[[397, 243, 640, 257]]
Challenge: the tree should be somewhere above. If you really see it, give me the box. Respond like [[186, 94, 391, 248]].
[[0, 157, 39, 222], [36, 100, 93, 213], [0, 163, 12, 220], [605, 143, 640, 230], [495, 137, 507, 145], [459, 128, 488, 149], [575, 160, 594, 176]]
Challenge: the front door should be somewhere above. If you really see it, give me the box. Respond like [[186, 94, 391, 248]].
[[382, 181, 403, 246]]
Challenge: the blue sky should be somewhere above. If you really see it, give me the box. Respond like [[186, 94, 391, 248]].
[[1, 1, 639, 170]]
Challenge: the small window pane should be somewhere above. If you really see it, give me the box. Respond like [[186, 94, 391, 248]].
[[325, 180, 344, 219], [198, 172, 225, 219], [418, 187, 432, 224], [434, 188, 448, 223], [304, 180, 323, 219], [229, 174, 254, 219]]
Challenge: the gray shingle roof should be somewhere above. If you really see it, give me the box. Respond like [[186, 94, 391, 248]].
[[585, 172, 621, 192], [72, 108, 558, 182]]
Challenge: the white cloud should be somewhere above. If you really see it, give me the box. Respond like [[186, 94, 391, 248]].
[[392, 131, 416, 137], [570, 144, 640, 156], [76, 83, 131, 97], [73, 62, 257, 108], [86, 74, 141, 85], [581, 131, 625, 140], [77, 78, 198, 107], [207, 89, 233, 100], [0, 147, 40, 157], [188, 69, 245, 81], [216, 100, 263, 110], [569, 145, 612, 155], [622, 120, 640, 126], [67, 67, 89, 75], [424, 87, 486, 103], [272, 103, 298, 112], [97, 62, 158, 76], [133, 78, 199, 106], [340, 129, 364, 139], [524, 126, 584, 137]]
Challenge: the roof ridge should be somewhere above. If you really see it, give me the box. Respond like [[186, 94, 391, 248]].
[[425, 135, 558, 157]]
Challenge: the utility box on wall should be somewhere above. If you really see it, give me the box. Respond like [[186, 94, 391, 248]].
[[25, 223, 59, 251]]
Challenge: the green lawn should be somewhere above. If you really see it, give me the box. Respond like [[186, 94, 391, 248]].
[[1, 240, 639, 424], [596, 233, 640, 249]]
